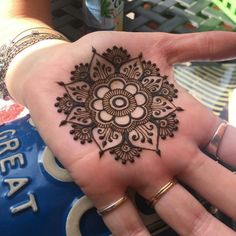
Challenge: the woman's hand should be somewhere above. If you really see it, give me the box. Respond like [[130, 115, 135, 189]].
[[5, 31, 236, 236]]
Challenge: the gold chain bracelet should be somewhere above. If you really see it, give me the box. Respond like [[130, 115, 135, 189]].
[[0, 27, 70, 99]]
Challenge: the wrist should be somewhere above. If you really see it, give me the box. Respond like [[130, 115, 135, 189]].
[[5, 39, 70, 105], [0, 17, 51, 45]]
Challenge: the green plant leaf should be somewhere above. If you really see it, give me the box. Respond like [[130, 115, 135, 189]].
[[101, 0, 113, 17]]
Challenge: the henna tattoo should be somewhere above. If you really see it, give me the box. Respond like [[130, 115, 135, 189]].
[[55, 46, 183, 164]]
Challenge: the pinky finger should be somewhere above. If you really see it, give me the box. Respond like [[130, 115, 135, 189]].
[[153, 183, 235, 236]]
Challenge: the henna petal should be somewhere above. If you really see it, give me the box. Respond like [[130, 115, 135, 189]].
[[128, 122, 158, 151], [98, 111, 113, 123], [65, 81, 90, 103], [120, 57, 143, 80], [93, 127, 123, 151], [141, 75, 163, 93], [110, 79, 125, 90], [125, 84, 138, 94], [114, 115, 131, 126], [92, 99, 103, 111], [96, 86, 110, 98], [135, 93, 147, 106], [67, 106, 92, 125], [151, 96, 176, 119], [131, 107, 145, 119], [90, 52, 115, 81]]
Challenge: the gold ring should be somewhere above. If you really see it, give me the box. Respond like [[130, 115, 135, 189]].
[[206, 120, 228, 161], [97, 196, 127, 215], [150, 180, 176, 206]]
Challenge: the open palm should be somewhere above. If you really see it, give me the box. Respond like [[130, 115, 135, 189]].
[[6, 31, 236, 236]]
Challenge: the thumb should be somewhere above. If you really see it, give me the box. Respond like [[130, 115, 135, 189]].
[[165, 31, 236, 64]]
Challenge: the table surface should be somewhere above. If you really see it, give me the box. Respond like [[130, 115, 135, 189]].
[[51, 0, 236, 41]]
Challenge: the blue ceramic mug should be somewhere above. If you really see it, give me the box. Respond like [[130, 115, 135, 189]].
[[0, 115, 176, 235]]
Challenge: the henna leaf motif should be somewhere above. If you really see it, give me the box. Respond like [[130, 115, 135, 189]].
[[67, 107, 92, 126], [129, 122, 158, 151], [141, 75, 163, 93], [120, 57, 143, 80], [92, 127, 123, 151], [65, 81, 90, 103], [151, 96, 176, 119], [90, 50, 115, 81]]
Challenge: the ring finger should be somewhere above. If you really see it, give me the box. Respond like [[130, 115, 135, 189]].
[[141, 181, 235, 236]]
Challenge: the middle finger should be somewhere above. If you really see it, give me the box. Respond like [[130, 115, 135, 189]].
[[152, 182, 235, 236]]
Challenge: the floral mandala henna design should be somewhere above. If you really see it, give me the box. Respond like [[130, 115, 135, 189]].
[[55, 46, 183, 164]]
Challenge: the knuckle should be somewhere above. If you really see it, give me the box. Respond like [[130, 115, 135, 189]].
[[113, 224, 149, 236], [180, 149, 205, 177], [188, 210, 214, 236], [202, 33, 215, 60], [128, 226, 149, 236]]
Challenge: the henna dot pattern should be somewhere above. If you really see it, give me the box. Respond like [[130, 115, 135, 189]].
[[55, 46, 183, 164]]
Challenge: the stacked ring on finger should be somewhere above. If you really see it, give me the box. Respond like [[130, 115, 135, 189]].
[[97, 196, 128, 216], [206, 120, 228, 161], [150, 179, 176, 206]]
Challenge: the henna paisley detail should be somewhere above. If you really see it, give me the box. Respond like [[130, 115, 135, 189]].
[[110, 141, 142, 164], [158, 113, 180, 139], [142, 60, 160, 76], [69, 124, 93, 144], [55, 47, 184, 164], [102, 46, 130, 67], [159, 78, 179, 102], [70, 63, 89, 81]]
